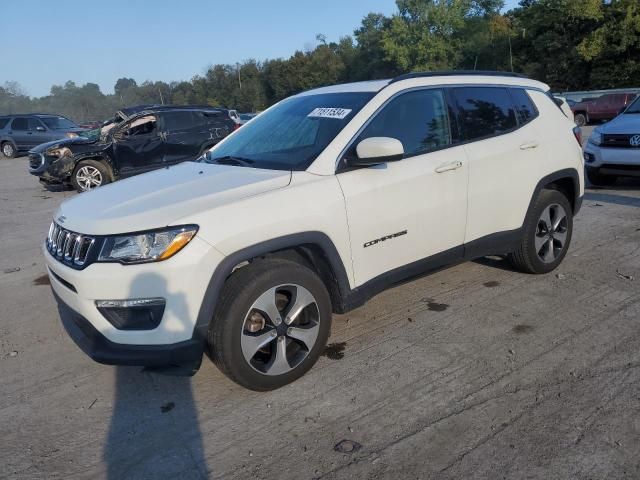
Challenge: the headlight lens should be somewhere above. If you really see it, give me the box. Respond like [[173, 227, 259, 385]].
[[46, 146, 73, 158], [65, 132, 79, 139], [98, 226, 198, 264], [588, 129, 603, 146]]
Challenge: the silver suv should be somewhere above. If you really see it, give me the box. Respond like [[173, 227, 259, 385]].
[[584, 96, 640, 185], [0, 114, 85, 158]]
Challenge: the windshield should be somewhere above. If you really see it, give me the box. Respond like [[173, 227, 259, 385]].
[[203, 92, 375, 170], [623, 96, 640, 113], [41, 116, 78, 130]]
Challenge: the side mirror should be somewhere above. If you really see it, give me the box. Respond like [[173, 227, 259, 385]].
[[349, 137, 404, 166], [36, 126, 45, 132]]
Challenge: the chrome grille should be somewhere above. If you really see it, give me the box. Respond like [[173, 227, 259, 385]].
[[46, 222, 95, 267], [602, 134, 640, 148]]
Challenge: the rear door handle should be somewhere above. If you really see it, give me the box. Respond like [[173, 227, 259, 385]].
[[435, 161, 463, 173], [519, 140, 539, 150]]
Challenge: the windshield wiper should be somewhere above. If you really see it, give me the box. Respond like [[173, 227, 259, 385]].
[[209, 155, 255, 167]]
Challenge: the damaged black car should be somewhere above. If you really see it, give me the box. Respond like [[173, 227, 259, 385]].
[[28, 105, 236, 192]]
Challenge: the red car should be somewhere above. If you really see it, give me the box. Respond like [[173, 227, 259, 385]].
[[571, 92, 637, 126]]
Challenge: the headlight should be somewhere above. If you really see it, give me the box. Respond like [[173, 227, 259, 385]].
[[98, 225, 198, 264], [46, 146, 73, 158], [588, 129, 603, 146], [65, 132, 79, 139]]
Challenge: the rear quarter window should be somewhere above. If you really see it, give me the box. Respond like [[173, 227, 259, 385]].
[[450, 87, 518, 141], [510, 89, 539, 125]]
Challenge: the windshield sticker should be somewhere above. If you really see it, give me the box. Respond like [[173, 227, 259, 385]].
[[307, 107, 352, 120]]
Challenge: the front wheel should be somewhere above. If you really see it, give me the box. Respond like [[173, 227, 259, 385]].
[[209, 259, 332, 391], [71, 159, 111, 192], [508, 189, 573, 274]]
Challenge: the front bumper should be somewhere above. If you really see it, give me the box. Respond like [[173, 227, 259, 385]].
[[45, 235, 223, 345], [54, 289, 204, 368], [583, 142, 640, 171], [28, 151, 75, 183]]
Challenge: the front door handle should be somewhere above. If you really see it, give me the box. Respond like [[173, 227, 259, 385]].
[[435, 161, 463, 173], [519, 140, 539, 150]]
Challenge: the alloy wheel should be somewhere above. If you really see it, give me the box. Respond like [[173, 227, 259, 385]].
[[2, 143, 14, 157], [535, 203, 568, 263], [75, 166, 103, 191], [240, 284, 320, 376]]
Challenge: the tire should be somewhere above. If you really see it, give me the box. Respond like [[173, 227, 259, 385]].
[[71, 159, 111, 192], [574, 113, 587, 127], [508, 189, 573, 274], [208, 258, 332, 391], [586, 167, 616, 187], [1, 142, 16, 159]]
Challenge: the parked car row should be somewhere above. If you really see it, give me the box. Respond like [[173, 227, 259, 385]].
[[3, 106, 231, 191]]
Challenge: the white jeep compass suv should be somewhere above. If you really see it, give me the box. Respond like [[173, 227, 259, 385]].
[[45, 71, 584, 390]]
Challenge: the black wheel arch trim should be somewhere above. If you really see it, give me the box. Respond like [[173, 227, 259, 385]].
[[1, 139, 18, 151], [526, 167, 582, 216], [194, 232, 353, 337]]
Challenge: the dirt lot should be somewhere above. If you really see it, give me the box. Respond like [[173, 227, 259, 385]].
[[1, 140, 640, 479]]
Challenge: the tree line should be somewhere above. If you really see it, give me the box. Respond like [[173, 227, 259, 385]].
[[1, 0, 639, 123]]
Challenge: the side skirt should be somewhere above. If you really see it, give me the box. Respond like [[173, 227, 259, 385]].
[[340, 229, 522, 313]]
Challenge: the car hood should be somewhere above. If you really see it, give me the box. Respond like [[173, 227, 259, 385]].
[[29, 136, 99, 153], [54, 161, 292, 235], [599, 114, 640, 134]]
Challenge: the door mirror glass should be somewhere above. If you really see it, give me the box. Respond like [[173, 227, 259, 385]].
[[349, 137, 404, 166]]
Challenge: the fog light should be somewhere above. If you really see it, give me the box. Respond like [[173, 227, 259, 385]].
[[583, 152, 595, 163], [96, 298, 165, 330]]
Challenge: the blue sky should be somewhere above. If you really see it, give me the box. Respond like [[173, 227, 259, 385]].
[[1, 0, 521, 97]]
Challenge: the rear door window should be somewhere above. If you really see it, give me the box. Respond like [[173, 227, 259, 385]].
[[162, 111, 196, 131], [449, 87, 518, 141], [11, 118, 29, 131], [0, 118, 9, 129]]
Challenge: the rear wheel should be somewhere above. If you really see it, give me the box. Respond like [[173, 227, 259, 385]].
[[1, 142, 16, 158], [508, 189, 573, 274], [574, 112, 587, 127], [209, 259, 332, 391], [586, 167, 616, 187], [71, 159, 111, 192]]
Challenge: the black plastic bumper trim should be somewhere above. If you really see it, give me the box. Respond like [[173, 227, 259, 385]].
[[53, 289, 204, 369]]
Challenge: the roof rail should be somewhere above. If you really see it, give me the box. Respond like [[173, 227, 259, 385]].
[[5, 113, 65, 117], [389, 70, 528, 84]]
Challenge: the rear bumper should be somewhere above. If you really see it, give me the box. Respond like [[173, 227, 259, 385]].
[[54, 289, 204, 369]]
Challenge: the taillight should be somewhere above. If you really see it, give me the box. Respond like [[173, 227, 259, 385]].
[[234, 123, 241, 131], [572, 126, 582, 146]]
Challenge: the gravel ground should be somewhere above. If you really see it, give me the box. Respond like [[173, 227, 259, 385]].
[[1, 140, 640, 479]]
